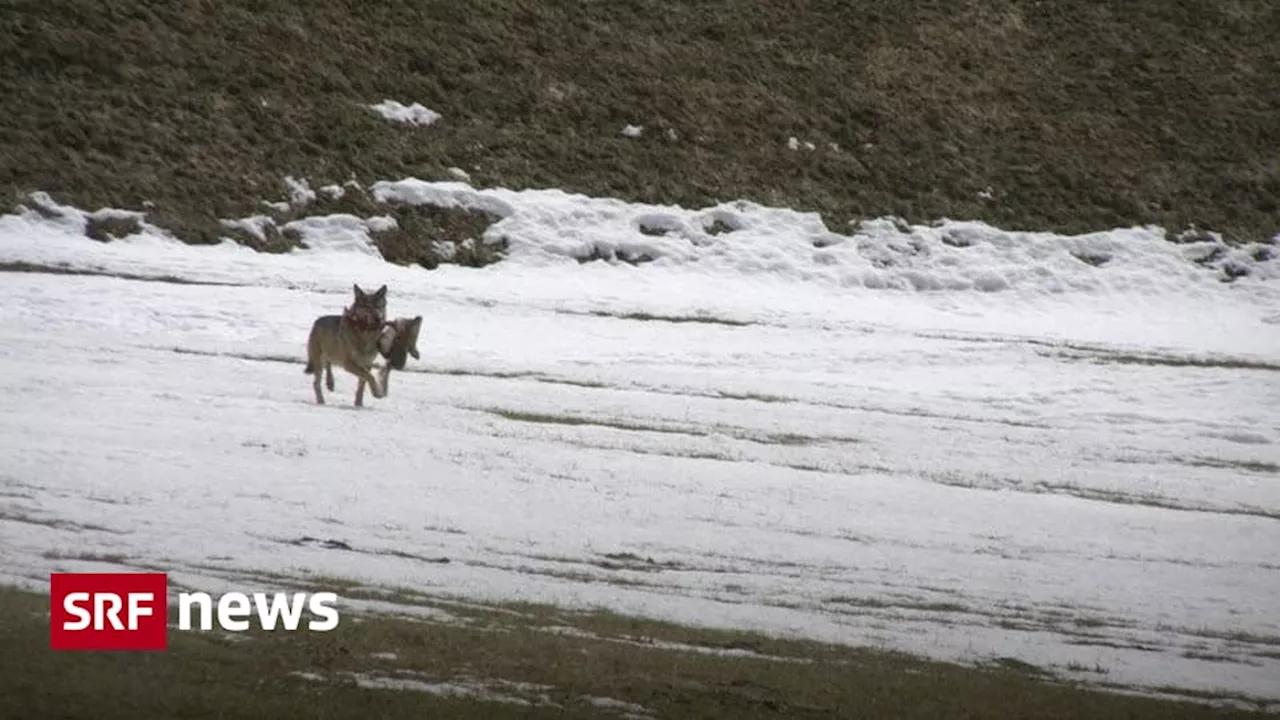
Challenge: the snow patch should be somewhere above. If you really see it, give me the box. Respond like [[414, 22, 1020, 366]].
[[432, 240, 457, 262], [370, 178, 515, 219], [365, 178, 1280, 297], [538, 626, 814, 663], [364, 215, 398, 234], [583, 695, 655, 716], [219, 215, 276, 242], [337, 671, 558, 707], [89, 207, 147, 225], [21, 192, 150, 238], [279, 214, 387, 257], [621, 124, 643, 138], [369, 100, 442, 127], [284, 176, 316, 207], [9, 181, 1280, 321]]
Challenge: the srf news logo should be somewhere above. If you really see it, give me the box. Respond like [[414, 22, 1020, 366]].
[[50, 572, 339, 651]]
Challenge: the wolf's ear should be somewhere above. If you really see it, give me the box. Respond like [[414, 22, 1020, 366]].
[[353, 283, 365, 298], [374, 285, 387, 299], [411, 316, 423, 328]]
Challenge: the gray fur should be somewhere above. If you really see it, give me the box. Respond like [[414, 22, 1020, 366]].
[[303, 284, 388, 407]]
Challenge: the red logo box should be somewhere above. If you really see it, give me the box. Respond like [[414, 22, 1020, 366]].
[[50, 572, 169, 651]]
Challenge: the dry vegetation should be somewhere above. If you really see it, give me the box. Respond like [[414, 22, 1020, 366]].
[[1, 0, 1277, 272], [3, 584, 1271, 719]]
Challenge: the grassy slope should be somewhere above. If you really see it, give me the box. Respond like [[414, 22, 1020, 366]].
[[1, 0, 1277, 252], [3, 584, 1271, 719]]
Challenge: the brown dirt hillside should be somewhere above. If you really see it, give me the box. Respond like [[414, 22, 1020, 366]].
[[1, 0, 1277, 256]]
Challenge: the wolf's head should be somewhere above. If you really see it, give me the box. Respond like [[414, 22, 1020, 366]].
[[379, 315, 423, 370], [351, 284, 388, 324]]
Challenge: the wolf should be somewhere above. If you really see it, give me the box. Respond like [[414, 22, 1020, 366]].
[[303, 284, 389, 407], [374, 316, 423, 397]]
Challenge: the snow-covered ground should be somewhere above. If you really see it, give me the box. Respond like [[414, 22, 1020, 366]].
[[1, 184, 1278, 704]]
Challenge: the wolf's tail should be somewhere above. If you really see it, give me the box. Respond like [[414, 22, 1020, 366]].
[[303, 318, 325, 374]]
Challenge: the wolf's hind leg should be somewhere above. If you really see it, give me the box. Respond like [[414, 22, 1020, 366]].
[[325, 363, 335, 392]]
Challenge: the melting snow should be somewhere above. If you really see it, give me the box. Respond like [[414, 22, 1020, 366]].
[[1, 182, 1278, 705], [336, 671, 558, 707], [368, 100, 442, 127]]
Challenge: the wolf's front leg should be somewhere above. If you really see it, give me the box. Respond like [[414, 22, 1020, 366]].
[[344, 360, 383, 405]]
